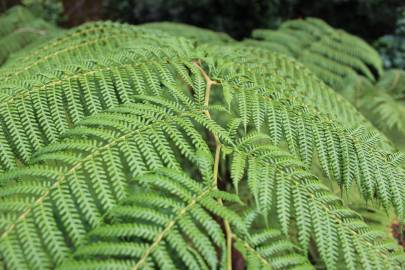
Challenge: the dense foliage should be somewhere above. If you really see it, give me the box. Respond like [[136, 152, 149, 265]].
[[0, 6, 404, 270], [246, 18, 383, 89], [247, 18, 405, 147]]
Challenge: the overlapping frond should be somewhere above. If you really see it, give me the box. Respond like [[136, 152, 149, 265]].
[[246, 17, 404, 147], [206, 61, 405, 220], [228, 132, 404, 269], [58, 168, 243, 270], [0, 39, 198, 172], [0, 13, 404, 270], [248, 18, 383, 89], [0, 101, 211, 269]]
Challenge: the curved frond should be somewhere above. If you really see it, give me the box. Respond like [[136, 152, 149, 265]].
[[228, 132, 404, 269], [0, 102, 210, 269], [249, 18, 383, 89]]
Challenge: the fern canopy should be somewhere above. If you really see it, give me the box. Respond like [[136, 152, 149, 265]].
[[0, 7, 404, 270]]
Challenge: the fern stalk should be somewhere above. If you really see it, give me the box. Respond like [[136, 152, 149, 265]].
[[194, 60, 233, 270]]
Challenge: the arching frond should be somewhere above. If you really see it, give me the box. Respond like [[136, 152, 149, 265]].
[[248, 18, 383, 89], [0, 101, 212, 269], [0, 42, 198, 172], [207, 66, 404, 219], [228, 132, 404, 269]]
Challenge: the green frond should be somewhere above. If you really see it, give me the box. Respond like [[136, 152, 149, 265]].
[[0, 102, 211, 269], [227, 132, 404, 269], [57, 168, 245, 270], [234, 210, 314, 270], [0, 13, 404, 269], [0, 41, 201, 172], [213, 74, 404, 219], [249, 18, 383, 89]]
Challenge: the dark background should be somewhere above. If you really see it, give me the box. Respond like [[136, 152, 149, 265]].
[[1, 0, 404, 41]]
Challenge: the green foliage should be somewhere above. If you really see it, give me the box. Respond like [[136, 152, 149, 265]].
[[247, 17, 383, 90], [0, 10, 404, 270], [248, 17, 405, 147], [0, 6, 59, 66], [341, 70, 405, 147]]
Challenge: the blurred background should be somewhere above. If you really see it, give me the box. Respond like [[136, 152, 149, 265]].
[[1, 0, 404, 68], [0, 0, 402, 38]]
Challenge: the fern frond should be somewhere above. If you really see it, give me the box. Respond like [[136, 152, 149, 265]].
[[0, 43, 198, 172], [0, 101, 211, 269], [208, 69, 404, 219], [249, 18, 383, 89], [234, 210, 314, 270], [58, 168, 243, 270], [228, 132, 404, 269]]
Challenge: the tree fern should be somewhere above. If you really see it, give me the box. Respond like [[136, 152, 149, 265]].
[[246, 17, 405, 149], [0, 10, 404, 269], [247, 18, 383, 89]]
